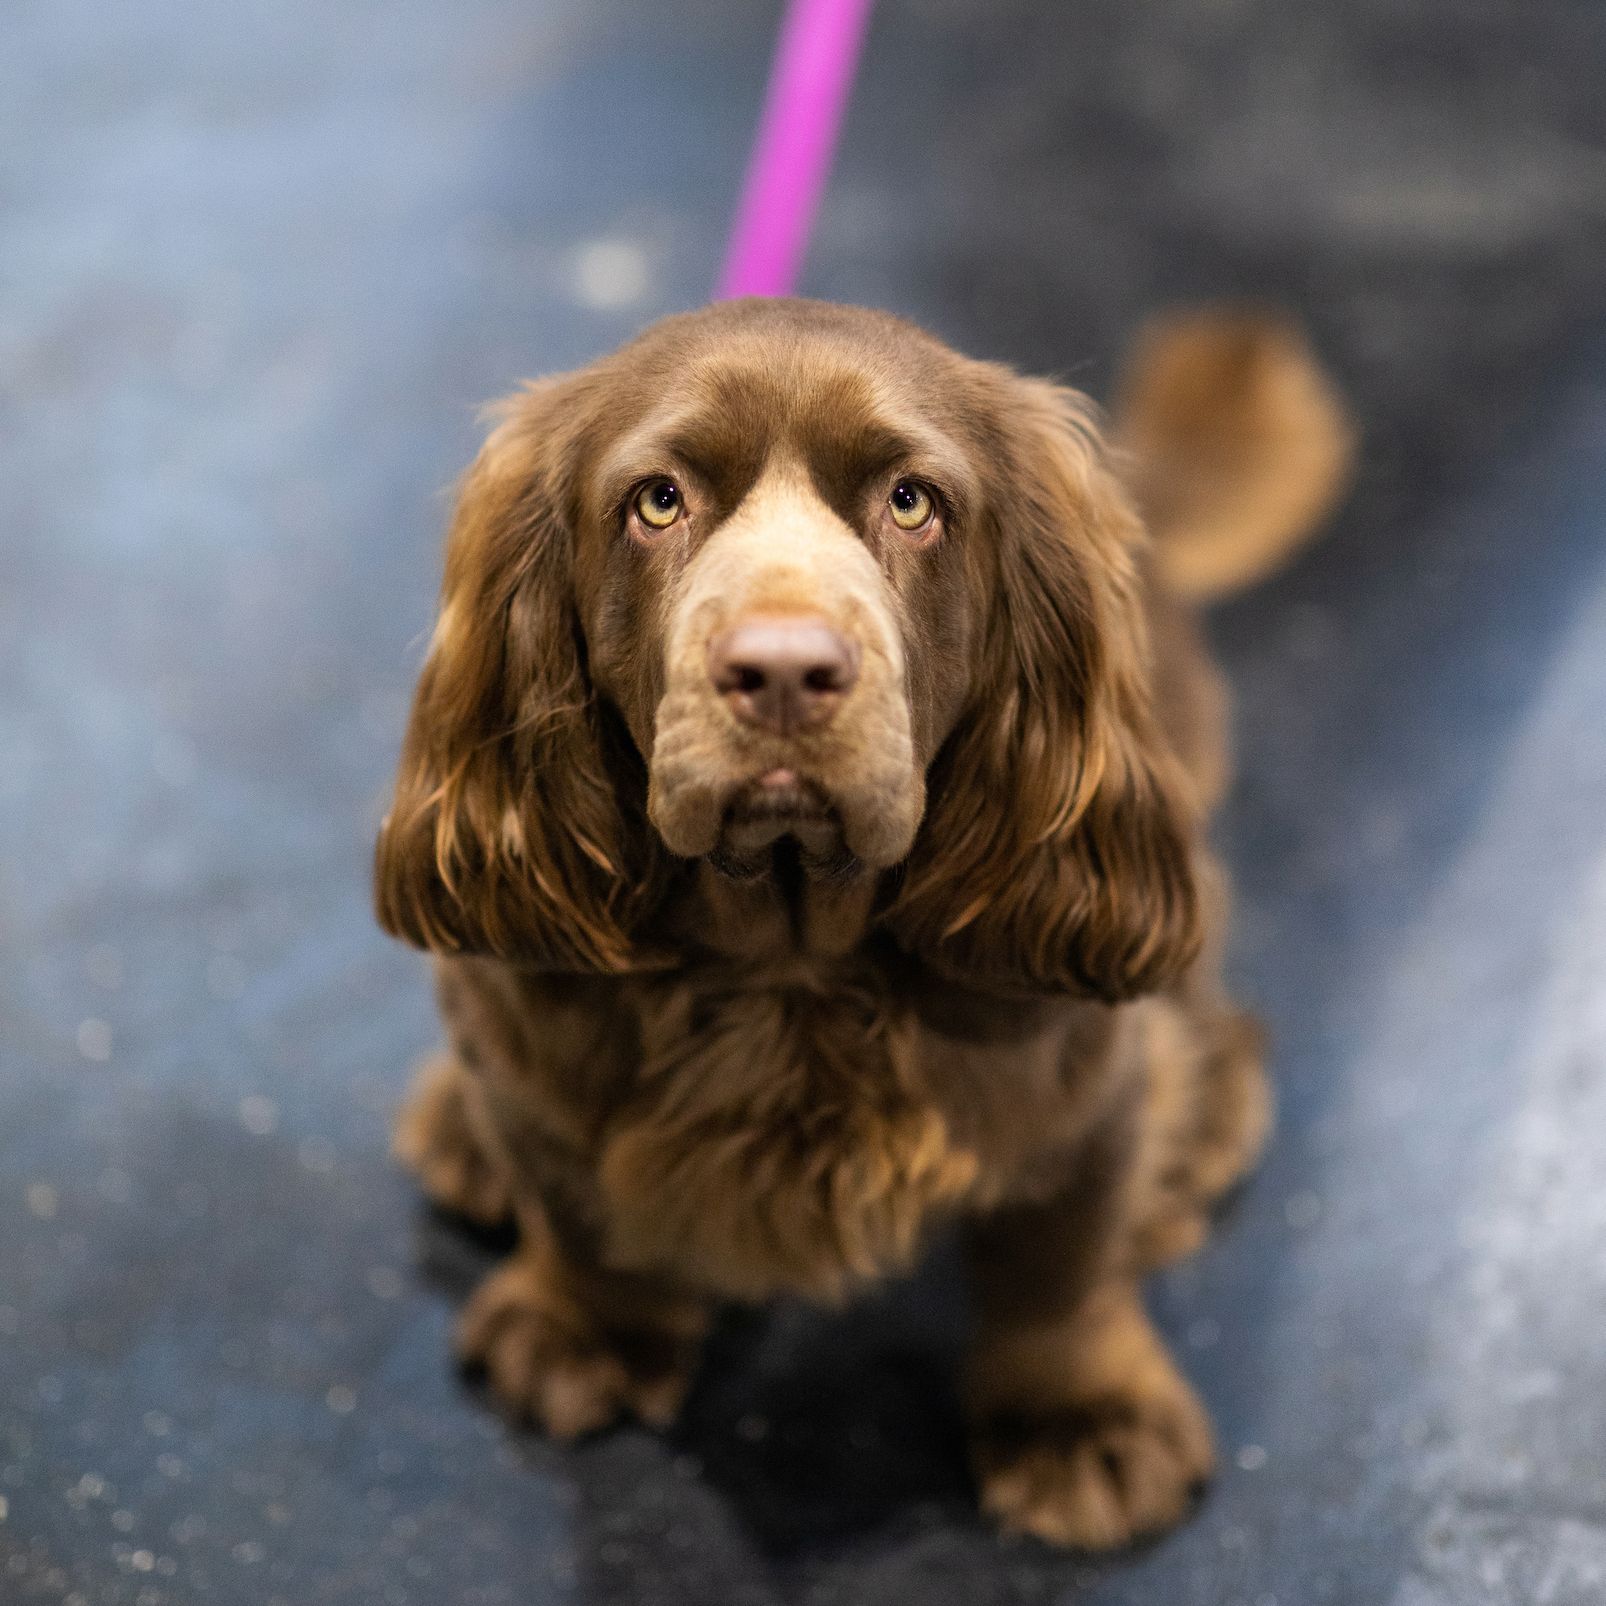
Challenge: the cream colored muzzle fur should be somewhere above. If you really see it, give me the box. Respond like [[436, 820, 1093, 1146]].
[[647, 469, 923, 868]]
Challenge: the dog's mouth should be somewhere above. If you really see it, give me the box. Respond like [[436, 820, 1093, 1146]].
[[724, 767, 835, 838], [710, 768, 854, 876]]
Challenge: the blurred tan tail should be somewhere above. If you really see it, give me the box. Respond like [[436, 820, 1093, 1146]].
[[1115, 308, 1356, 603]]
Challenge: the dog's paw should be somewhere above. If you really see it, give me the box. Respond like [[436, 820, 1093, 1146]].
[[456, 1258, 699, 1439], [393, 1055, 514, 1227], [973, 1379, 1214, 1550]]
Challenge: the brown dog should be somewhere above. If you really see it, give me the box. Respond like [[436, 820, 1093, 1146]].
[[375, 298, 1351, 1548]]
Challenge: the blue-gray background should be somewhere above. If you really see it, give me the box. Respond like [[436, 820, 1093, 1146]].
[[3, 2, 1605, 1602]]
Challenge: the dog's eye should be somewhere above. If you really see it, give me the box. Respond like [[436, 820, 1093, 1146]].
[[888, 480, 936, 533], [634, 479, 683, 531]]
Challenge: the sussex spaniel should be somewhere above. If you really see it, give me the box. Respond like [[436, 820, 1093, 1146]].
[[375, 298, 1351, 1548]]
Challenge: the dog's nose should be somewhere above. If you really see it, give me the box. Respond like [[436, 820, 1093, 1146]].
[[708, 615, 859, 735]]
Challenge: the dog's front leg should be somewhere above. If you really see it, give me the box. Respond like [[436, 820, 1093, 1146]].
[[393, 1051, 516, 1228], [963, 1119, 1215, 1549]]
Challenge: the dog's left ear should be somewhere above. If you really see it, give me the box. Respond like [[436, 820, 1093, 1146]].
[[887, 372, 1201, 1001]]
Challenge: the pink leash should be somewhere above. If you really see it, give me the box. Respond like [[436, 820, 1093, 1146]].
[[716, 0, 876, 300]]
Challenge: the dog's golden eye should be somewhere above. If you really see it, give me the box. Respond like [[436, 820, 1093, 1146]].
[[888, 480, 935, 533], [634, 479, 683, 530]]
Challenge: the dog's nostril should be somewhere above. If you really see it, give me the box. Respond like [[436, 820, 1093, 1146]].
[[708, 615, 859, 734]]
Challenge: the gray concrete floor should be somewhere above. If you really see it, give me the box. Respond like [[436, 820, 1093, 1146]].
[[3, 1, 1605, 1602]]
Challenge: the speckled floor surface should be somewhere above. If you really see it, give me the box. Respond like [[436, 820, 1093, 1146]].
[[4, 2, 1605, 1602]]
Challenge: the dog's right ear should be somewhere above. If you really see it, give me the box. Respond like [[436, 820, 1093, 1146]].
[[375, 376, 656, 971]]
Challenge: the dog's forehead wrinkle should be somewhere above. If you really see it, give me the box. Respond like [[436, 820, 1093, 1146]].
[[689, 341, 929, 454], [603, 330, 980, 522]]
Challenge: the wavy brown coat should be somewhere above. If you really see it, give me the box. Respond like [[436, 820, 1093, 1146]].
[[374, 298, 1351, 1549]]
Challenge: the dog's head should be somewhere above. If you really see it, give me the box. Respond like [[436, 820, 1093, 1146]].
[[376, 299, 1199, 998]]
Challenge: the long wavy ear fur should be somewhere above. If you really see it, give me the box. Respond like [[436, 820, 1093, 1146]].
[[375, 379, 658, 971], [887, 372, 1201, 1001]]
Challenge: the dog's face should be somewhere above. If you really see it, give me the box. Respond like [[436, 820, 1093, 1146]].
[[377, 299, 1200, 998], [575, 307, 986, 878]]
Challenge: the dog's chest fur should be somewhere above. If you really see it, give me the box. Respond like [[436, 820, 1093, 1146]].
[[598, 958, 982, 1300], [442, 869, 1099, 1302], [593, 868, 978, 1299]]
